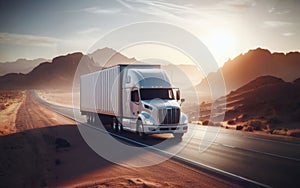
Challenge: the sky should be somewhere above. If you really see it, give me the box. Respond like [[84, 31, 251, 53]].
[[0, 0, 299, 67]]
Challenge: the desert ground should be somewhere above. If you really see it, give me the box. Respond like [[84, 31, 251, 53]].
[[0, 90, 240, 188]]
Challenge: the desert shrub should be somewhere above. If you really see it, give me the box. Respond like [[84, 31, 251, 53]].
[[244, 126, 254, 132], [0, 104, 6, 110], [202, 120, 209, 125], [227, 119, 236, 125], [248, 120, 266, 131], [236, 125, 243, 130], [272, 128, 288, 136]]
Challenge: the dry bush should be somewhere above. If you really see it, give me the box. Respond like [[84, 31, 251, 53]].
[[271, 128, 288, 136], [227, 119, 236, 125], [236, 125, 243, 130], [244, 126, 254, 132], [0, 104, 6, 110], [248, 120, 267, 131], [202, 120, 209, 125]]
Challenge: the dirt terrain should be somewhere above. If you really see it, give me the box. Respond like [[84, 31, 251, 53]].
[[0, 90, 25, 135], [0, 90, 240, 188]]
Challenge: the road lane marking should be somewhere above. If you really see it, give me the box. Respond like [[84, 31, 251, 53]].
[[190, 130, 300, 162], [220, 144, 236, 148]]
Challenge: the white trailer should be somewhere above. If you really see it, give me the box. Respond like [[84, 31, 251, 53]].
[[80, 64, 188, 139]]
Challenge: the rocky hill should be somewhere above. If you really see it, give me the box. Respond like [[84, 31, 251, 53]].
[[0, 58, 48, 76], [214, 75, 300, 134], [197, 48, 300, 98], [0, 48, 140, 89]]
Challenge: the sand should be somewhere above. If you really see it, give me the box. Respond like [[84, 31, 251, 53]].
[[0, 90, 25, 135]]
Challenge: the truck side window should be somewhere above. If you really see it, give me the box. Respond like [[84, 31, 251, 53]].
[[131, 90, 139, 102]]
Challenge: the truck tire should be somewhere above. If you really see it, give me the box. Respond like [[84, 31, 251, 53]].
[[112, 117, 118, 132], [91, 113, 95, 124], [137, 120, 146, 139], [87, 113, 91, 123], [173, 133, 183, 140], [117, 121, 123, 133]]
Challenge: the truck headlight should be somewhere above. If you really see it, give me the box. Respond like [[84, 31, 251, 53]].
[[180, 113, 188, 124], [183, 118, 188, 124], [144, 119, 154, 125]]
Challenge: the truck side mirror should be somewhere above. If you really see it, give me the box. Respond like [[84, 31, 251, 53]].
[[176, 90, 180, 101], [181, 98, 185, 103]]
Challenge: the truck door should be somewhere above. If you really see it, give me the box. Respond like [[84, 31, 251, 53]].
[[130, 89, 140, 117]]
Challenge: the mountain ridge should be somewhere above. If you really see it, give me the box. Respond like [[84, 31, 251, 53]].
[[197, 48, 300, 98], [0, 58, 48, 76]]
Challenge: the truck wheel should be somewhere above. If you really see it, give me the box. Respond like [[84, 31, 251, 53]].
[[117, 122, 123, 133], [91, 113, 95, 124], [87, 113, 91, 123], [137, 120, 146, 139], [173, 133, 183, 140], [112, 117, 118, 132]]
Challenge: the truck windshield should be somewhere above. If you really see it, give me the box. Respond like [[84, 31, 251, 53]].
[[140, 88, 174, 100]]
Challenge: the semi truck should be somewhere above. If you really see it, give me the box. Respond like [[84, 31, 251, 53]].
[[80, 64, 188, 139]]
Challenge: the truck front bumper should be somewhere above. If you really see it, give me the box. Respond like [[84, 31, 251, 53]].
[[143, 124, 188, 134]]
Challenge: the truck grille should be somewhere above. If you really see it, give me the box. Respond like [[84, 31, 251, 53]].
[[158, 108, 180, 125]]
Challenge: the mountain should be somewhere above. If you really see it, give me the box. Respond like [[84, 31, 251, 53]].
[[0, 48, 137, 89], [88, 47, 136, 67], [215, 75, 300, 131], [197, 48, 300, 98], [0, 53, 84, 89], [0, 58, 48, 76]]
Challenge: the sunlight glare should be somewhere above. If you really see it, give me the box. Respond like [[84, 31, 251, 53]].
[[209, 29, 237, 65]]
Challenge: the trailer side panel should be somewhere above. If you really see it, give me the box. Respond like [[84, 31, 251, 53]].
[[80, 66, 120, 116]]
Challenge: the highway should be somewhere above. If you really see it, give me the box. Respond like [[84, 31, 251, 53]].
[[35, 94, 300, 188]]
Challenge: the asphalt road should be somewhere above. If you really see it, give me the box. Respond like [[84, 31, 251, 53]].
[[35, 94, 300, 188]]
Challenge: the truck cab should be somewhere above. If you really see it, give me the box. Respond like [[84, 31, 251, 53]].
[[120, 67, 188, 139]]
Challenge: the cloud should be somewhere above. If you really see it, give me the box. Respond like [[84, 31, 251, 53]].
[[282, 32, 295, 37], [268, 7, 290, 15], [116, 0, 205, 23], [77, 28, 102, 35], [116, 0, 256, 25], [83, 7, 121, 14], [0, 33, 60, 47], [264, 21, 293, 28], [219, 0, 256, 9]]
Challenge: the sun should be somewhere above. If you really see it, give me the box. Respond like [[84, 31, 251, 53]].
[[208, 29, 237, 65], [213, 31, 235, 51]]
